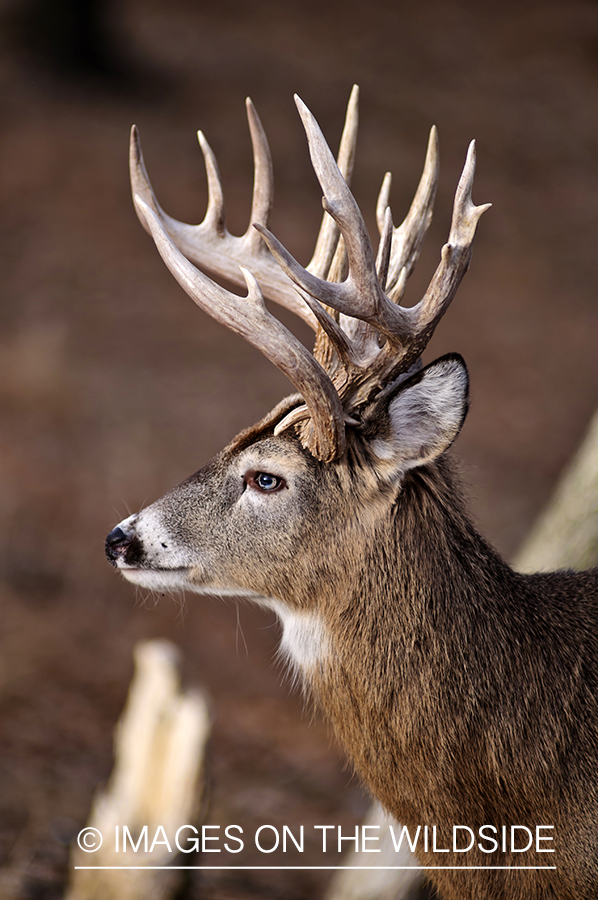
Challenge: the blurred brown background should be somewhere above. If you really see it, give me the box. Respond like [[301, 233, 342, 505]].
[[0, 0, 597, 897]]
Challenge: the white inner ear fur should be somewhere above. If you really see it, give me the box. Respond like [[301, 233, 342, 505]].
[[371, 357, 468, 472]]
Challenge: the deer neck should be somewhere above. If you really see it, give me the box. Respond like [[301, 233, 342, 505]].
[[285, 457, 520, 827]]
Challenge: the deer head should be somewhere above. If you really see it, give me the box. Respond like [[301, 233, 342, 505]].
[[106, 87, 488, 613]]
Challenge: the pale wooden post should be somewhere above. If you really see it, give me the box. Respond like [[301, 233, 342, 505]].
[[66, 640, 210, 900], [514, 407, 598, 572]]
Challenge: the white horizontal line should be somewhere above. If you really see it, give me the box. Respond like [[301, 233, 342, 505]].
[[75, 865, 557, 871]]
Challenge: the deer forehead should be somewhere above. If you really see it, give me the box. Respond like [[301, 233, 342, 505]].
[[228, 437, 315, 481]]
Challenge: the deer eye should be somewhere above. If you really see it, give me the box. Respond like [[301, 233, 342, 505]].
[[247, 471, 285, 493]]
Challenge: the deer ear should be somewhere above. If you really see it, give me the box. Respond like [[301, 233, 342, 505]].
[[365, 354, 469, 474]]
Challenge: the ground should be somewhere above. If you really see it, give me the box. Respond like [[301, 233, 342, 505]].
[[0, 1, 597, 898]]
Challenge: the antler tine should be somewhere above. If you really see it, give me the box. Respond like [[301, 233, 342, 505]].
[[134, 195, 346, 462], [412, 140, 491, 334], [130, 125, 184, 239], [307, 84, 359, 280], [376, 171, 391, 235], [196, 129, 225, 234], [296, 94, 381, 316], [377, 126, 439, 303], [376, 206, 394, 291], [335, 85, 359, 186], [245, 98, 274, 251]]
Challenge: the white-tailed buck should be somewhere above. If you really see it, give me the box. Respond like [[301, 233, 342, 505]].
[[106, 88, 598, 899]]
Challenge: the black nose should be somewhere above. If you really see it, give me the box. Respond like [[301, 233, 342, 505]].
[[105, 526, 131, 563]]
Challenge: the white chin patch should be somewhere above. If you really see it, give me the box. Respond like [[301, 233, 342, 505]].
[[119, 568, 263, 599], [119, 567, 191, 592]]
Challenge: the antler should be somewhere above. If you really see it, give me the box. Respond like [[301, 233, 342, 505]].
[[131, 88, 490, 461], [258, 97, 491, 410], [130, 87, 359, 330], [134, 197, 346, 461]]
